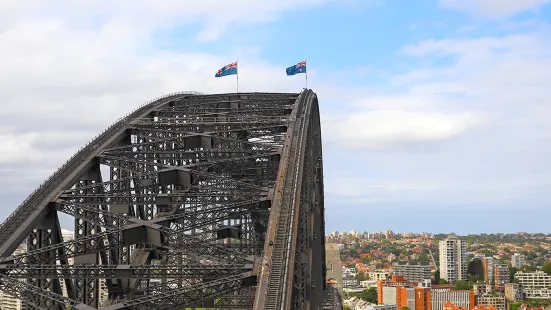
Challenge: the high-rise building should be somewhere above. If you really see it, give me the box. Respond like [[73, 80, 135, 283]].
[[493, 264, 509, 288], [482, 257, 495, 284], [512, 253, 525, 268], [439, 235, 467, 283]]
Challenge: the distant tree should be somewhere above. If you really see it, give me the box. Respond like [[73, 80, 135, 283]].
[[509, 267, 519, 282], [504, 248, 511, 253], [468, 258, 484, 281], [402, 307, 411, 310], [356, 272, 367, 281], [433, 270, 441, 284], [391, 249, 402, 256], [357, 287, 378, 303], [344, 307, 353, 310], [520, 265, 537, 272], [454, 280, 473, 290], [542, 262, 551, 275], [438, 279, 448, 285]]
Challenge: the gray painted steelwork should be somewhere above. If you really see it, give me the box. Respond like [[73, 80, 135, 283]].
[[0, 90, 337, 309]]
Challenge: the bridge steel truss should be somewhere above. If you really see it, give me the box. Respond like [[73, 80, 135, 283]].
[[0, 90, 332, 310]]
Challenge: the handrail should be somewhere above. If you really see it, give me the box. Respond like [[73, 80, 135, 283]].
[[0, 91, 203, 246]]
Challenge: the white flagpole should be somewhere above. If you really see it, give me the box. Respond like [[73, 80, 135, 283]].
[[236, 59, 239, 93], [305, 58, 308, 89]]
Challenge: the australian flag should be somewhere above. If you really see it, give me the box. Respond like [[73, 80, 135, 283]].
[[215, 61, 238, 77], [286, 60, 307, 76]]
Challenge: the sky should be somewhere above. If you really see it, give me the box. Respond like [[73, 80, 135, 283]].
[[0, 0, 550, 235]]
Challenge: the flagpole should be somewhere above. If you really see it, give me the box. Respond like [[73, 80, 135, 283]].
[[305, 57, 308, 89], [236, 59, 239, 93]]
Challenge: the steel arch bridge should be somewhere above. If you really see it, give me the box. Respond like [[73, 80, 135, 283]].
[[0, 90, 340, 310]]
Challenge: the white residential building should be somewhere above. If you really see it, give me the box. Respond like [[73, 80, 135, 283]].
[[359, 280, 378, 288], [514, 271, 551, 299], [343, 267, 357, 278], [343, 276, 359, 288], [512, 253, 525, 268], [514, 271, 551, 288], [439, 235, 467, 283], [365, 304, 398, 310], [522, 288, 551, 299], [368, 271, 390, 281], [0, 290, 25, 310]]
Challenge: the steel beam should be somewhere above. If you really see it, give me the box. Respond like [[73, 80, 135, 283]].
[[0, 91, 332, 309]]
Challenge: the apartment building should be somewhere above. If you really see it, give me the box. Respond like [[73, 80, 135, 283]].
[[343, 276, 359, 288], [343, 267, 357, 278], [394, 263, 432, 282], [431, 290, 474, 310], [512, 253, 525, 268], [476, 296, 506, 310], [482, 257, 495, 284], [379, 284, 432, 310], [493, 264, 509, 288], [369, 271, 391, 281], [367, 304, 398, 310], [473, 283, 492, 295], [439, 235, 467, 283], [504, 283, 522, 302], [0, 290, 25, 310], [360, 280, 378, 288], [514, 271, 551, 288], [515, 271, 551, 299]]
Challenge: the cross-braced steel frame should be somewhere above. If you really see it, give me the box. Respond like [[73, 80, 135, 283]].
[[0, 90, 335, 309]]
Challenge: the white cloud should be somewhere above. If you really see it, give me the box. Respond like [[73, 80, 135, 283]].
[[0, 0, 336, 42], [439, 0, 551, 18], [323, 110, 483, 149], [321, 30, 551, 206], [1, 0, 551, 228], [325, 175, 551, 206], [0, 1, 332, 190]]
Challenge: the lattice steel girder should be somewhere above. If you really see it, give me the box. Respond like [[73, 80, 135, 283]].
[[3, 227, 254, 265], [0, 94, 191, 258], [0, 275, 95, 310], [0, 92, 288, 255], [103, 272, 254, 310], [0, 91, 329, 309], [54, 199, 269, 233], [58, 166, 270, 202], [0, 263, 254, 279]]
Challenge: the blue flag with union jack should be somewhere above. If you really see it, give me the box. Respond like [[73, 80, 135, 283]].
[[215, 61, 238, 77], [286, 60, 306, 76]]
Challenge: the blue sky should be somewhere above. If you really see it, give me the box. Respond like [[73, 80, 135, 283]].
[[0, 0, 550, 234]]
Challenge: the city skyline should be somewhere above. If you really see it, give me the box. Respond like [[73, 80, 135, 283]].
[[0, 1, 551, 233]]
